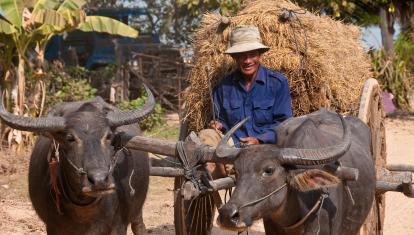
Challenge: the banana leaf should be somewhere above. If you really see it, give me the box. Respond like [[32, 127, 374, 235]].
[[0, 0, 24, 28], [57, 0, 86, 12], [32, 0, 60, 14], [78, 16, 138, 38], [0, 18, 16, 34], [31, 8, 67, 31]]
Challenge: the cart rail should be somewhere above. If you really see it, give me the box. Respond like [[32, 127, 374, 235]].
[[376, 165, 414, 197]]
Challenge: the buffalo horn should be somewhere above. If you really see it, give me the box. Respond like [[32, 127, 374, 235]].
[[0, 88, 65, 132], [279, 114, 351, 165], [107, 84, 155, 127], [214, 117, 249, 158]]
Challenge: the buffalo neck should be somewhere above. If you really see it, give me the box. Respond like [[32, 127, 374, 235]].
[[268, 188, 303, 228], [269, 188, 328, 233]]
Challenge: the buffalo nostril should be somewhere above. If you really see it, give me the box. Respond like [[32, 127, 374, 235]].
[[218, 204, 240, 226], [87, 171, 108, 189], [230, 208, 240, 223]]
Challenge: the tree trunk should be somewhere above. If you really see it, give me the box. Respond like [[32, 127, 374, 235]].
[[29, 50, 47, 117], [17, 54, 25, 115], [379, 7, 395, 55], [9, 65, 23, 147]]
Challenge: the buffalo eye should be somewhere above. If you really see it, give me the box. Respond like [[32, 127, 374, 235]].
[[262, 167, 275, 177], [106, 133, 113, 141], [66, 133, 76, 142]]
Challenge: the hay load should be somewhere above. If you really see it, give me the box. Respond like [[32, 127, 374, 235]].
[[184, 0, 373, 132]]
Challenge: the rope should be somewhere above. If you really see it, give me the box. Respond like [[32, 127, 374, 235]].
[[284, 192, 329, 231], [238, 229, 249, 235], [315, 194, 328, 235], [53, 139, 125, 176], [280, 8, 309, 76], [48, 139, 127, 213], [176, 141, 207, 193], [152, 153, 183, 166], [177, 141, 197, 185], [129, 169, 135, 196], [53, 139, 87, 175], [239, 183, 287, 210]]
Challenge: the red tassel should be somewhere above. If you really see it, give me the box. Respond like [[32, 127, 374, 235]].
[[49, 158, 63, 215]]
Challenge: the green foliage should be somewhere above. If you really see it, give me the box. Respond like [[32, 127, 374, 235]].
[[89, 64, 117, 82], [45, 66, 97, 108], [296, 0, 377, 25], [296, 0, 413, 27], [0, 0, 138, 112], [394, 33, 414, 65], [129, 0, 240, 45], [118, 94, 164, 131], [371, 47, 413, 109], [42, 64, 163, 131], [144, 121, 180, 140], [86, 0, 117, 8], [178, 0, 241, 16]]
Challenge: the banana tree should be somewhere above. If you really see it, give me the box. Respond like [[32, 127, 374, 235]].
[[0, 0, 138, 116]]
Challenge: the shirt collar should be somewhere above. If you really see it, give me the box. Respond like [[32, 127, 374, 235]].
[[255, 65, 266, 85], [232, 64, 266, 85]]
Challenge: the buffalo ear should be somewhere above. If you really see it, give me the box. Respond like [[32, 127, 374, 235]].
[[289, 169, 340, 192]]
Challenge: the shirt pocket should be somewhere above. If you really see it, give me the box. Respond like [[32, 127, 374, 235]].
[[253, 98, 274, 125], [223, 99, 242, 126]]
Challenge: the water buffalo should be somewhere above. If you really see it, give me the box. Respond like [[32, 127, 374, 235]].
[[0, 87, 154, 235], [216, 109, 375, 234]]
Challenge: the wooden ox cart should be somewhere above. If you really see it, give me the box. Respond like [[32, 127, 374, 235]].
[[124, 78, 414, 235]]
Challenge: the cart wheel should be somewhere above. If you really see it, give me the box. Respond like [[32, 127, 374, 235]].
[[358, 78, 387, 235], [174, 176, 216, 235], [174, 121, 216, 235]]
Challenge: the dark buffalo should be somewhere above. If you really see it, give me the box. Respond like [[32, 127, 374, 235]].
[[0, 87, 154, 235], [216, 109, 375, 234]]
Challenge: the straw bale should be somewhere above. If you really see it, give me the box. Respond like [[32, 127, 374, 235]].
[[184, 0, 372, 132]]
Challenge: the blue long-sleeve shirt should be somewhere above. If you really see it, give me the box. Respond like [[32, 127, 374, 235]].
[[213, 65, 293, 145]]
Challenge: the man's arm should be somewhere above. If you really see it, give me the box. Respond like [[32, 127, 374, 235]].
[[256, 77, 292, 144]]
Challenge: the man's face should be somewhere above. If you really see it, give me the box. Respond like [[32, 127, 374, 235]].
[[232, 50, 261, 78]]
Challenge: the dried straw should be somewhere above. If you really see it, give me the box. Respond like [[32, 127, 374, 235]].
[[184, 0, 372, 132]]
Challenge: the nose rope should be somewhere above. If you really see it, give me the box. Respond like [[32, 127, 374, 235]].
[[238, 183, 287, 210], [52, 139, 86, 175], [129, 169, 135, 196], [108, 148, 122, 174], [315, 194, 327, 235], [238, 229, 249, 235], [283, 192, 329, 231], [52, 139, 122, 176], [118, 147, 136, 197]]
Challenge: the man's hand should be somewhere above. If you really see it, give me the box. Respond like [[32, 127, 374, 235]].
[[209, 120, 224, 131], [240, 137, 260, 145]]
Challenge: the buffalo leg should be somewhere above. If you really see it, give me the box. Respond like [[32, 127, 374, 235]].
[[131, 212, 146, 235], [46, 225, 59, 235]]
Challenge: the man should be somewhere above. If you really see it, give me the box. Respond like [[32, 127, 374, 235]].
[[208, 25, 293, 147]]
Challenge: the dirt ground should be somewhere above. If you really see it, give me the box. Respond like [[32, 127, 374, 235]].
[[0, 115, 413, 235]]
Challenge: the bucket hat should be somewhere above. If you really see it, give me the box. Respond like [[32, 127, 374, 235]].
[[225, 25, 269, 54]]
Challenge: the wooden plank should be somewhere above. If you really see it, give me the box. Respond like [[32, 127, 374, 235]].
[[126, 135, 177, 157], [150, 167, 184, 177]]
